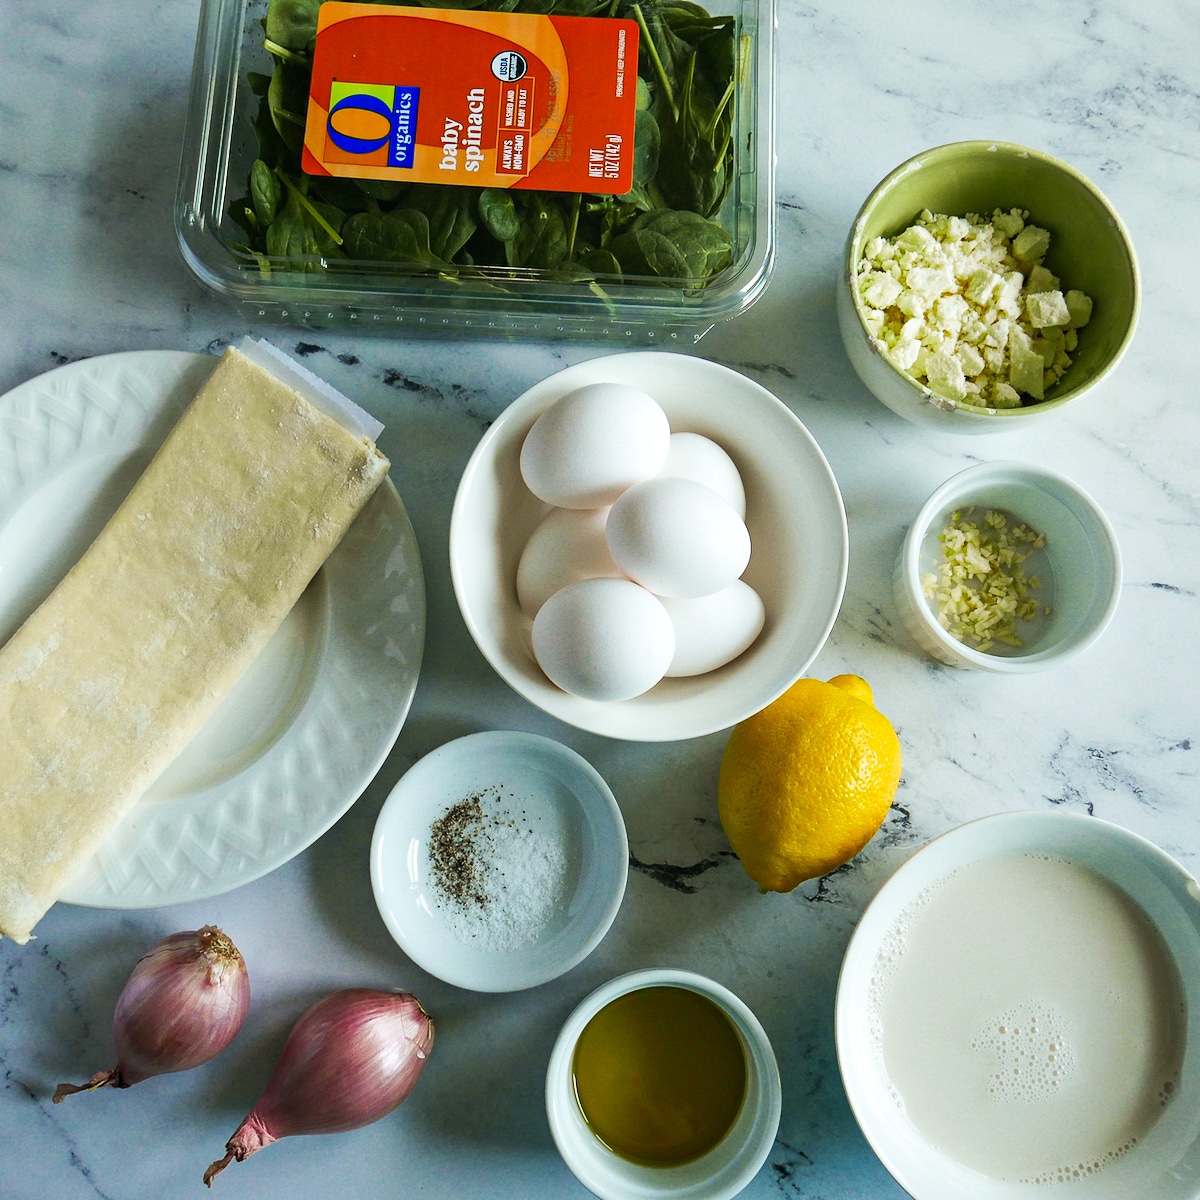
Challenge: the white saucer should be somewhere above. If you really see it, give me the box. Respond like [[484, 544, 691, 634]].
[[370, 731, 628, 992]]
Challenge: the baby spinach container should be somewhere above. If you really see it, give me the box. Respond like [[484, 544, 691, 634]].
[[175, 0, 775, 342]]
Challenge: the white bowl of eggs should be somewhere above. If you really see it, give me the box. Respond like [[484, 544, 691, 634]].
[[450, 352, 849, 741]]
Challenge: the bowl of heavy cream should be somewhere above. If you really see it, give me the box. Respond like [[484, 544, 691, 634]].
[[836, 810, 1200, 1199]]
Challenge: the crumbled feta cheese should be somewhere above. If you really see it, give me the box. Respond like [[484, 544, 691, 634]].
[[925, 351, 969, 401], [1026, 264, 1060, 293], [992, 382, 1022, 408], [898, 223, 939, 254], [956, 343, 986, 377], [1025, 290, 1071, 329], [965, 268, 1004, 305], [1065, 289, 1093, 328], [981, 343, 1006, 374], [1012, 225, 1051, 262], [985, 317, 1011, 349], [998, 272, 1025, 317], [862, 270, 903, 308], [908, 266, 955, 300], [1035, 335, 1060, 368], [991, 209, 1026, 239], [855, 207, 1093, 407], [890, 338, 921, 371], [935, 293, 970, 328], [960, 313, 988, 345], [1008, 327, 1046, 400]]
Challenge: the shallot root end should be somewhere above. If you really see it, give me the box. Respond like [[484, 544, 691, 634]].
[[52, 1068, 122, 1103], [202, 1150, 236, 1188]]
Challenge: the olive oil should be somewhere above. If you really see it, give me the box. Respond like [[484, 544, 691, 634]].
[[571, 985, 747, 1166]]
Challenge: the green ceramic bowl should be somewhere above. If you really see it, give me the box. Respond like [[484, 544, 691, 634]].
[[837, 141, 1140, 433]]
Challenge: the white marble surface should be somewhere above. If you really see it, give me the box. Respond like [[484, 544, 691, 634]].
[[2, 1, 1199, 1197]]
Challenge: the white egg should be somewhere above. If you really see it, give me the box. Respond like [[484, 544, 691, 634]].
[[519, 383, 671, 509], [515, 507, 624, 618], [657, 432, 746, 518], [660, 581, 766, 677], [605, 477, 751, 599], [531, 578, 674, 701]]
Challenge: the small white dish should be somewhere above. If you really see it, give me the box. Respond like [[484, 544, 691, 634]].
[[370, 731, 628, 993], [894, 460, 1121, 672], [0, 350, 425, 908], [546, 968, 782, 1200], [836, 810, 1200, 1200], [450, 351, 848, 741]]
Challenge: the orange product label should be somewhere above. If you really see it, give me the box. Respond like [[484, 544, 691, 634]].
[[301, 3, 639, 194]]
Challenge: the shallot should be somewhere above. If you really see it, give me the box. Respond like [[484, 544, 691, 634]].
[[204, 987, 434, 1186], [53, 925, 249, 1101]]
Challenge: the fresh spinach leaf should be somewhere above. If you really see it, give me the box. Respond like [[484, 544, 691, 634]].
[[308, 175, 385, 213], [405, 186, 479, 261], [342, 209, 446, 266], [607, 227, 691, 280], [250, 159, 281, 226], [631, 207, 731, 278], [579, 247, 624, 278], [265, 0, 320, 54], [619, 107, 662, 209], [267, 60, 310, 154], [265, 187, 345, 266], [506, 194, 571, 269], [478, 189, 522, 242], [357, 178, 409, 204]]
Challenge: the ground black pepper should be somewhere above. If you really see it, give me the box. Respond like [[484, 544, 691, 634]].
[[428, 791, 490, 909]]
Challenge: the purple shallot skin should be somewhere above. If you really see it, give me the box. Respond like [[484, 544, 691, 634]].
[[204, 987, 434, 1186], [53, 925, 250, 1101]]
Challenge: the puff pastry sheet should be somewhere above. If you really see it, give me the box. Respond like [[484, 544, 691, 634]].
[[0, 347, 389, 942]]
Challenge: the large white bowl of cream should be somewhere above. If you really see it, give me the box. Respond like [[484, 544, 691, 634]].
[[836, 810, 1200, 1200]]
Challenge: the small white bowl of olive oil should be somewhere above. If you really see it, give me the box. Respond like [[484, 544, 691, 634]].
[[545, 968, 782, 1200]]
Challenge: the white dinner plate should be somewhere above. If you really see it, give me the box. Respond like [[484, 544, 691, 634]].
[[0, 350, 425, 908]]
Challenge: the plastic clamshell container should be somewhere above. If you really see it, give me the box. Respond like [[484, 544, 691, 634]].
[[175, 0, 776, 343]]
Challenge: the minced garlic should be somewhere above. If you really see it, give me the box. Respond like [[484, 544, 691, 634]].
[[921, 507, 1048, 651], [856, 209, 1093, 407]]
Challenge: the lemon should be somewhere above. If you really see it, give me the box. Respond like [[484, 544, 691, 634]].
[[717, 674, 902, 893]]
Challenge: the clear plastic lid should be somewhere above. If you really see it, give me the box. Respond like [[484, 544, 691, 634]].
[[175, 0, 776, 341]]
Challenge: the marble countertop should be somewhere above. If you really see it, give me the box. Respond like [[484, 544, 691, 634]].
[[3, 1, 1199, 1197]]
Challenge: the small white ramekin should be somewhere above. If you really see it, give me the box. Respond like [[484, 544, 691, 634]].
[[545, 969, 782, 1200], [894, 461, 1121, 672], [370, 731, 628, 993]]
